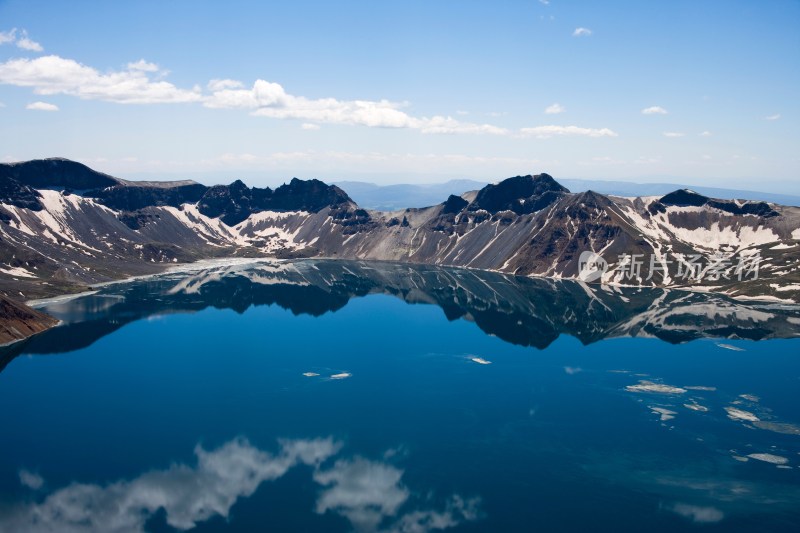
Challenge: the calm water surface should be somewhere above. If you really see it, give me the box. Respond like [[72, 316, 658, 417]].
[[0, 260, 798, 532]]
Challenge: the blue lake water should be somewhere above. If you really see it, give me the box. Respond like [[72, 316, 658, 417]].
[[0, 260, 798, 532]]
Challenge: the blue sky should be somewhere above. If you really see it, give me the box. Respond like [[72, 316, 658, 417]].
[[0, 0, 798, 191]]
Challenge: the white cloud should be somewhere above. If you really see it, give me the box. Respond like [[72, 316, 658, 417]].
[[699, 131, 712, 137], [573, 27, 592, 37], [301, 123, 320, 130], [0, 55, 203, 104], [16, 30, 43, 52], [205, 78, 509, 134], [0, 28, 43, 51], [0, 52, 616, 139], [519, 125, 618, 139], [127, 59, 159, 72], [642, 106, 668, 115], [544, 103, 565, 114], [26, 101, 59, 111], [0, 28, 16, 45], [764, 113, 781, 121], [207, 78, 244, 91], [663, 132, 685, 138]]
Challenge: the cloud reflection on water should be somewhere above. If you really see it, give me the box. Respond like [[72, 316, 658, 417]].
[[1, 437, 478, 533]]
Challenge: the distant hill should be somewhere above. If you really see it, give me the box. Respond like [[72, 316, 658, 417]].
[[334, 179, 800, 210]]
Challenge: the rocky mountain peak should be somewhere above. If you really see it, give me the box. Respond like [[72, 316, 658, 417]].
[[658, 188, 778, 218], [0, 158, 119, 190], [659, 189, 709, 207], [470, 173, 570, 215]]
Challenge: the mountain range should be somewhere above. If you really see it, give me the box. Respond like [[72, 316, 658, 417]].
[[1, 157, 799, 342]]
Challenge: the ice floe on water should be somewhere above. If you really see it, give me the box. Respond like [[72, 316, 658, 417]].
[[731, 455, 749, 462], [747, 453, 789, 465], [716, 343, 745, 351], [752, 421, 800, 435], [725, 407, 760, 422], [650, 407, 677, 421], [684, 386, 716, 391], [469, 357, 492, 365], [626, 380, 687, 394], [330, 373, 351, 380], [683, 400, 709, 412], [739, 394, 760, 402], [302, 372, 320, 377]]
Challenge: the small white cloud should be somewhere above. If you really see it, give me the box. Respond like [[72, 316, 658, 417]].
[[26, 101, 58, 111], [19, 469, 43, 490], [573, 27, 592, 37], [0, 28, 43, 51], [207, 78, 244, 91], [519, 125, 618, 139], [764, 113, 781, 121], [0, 28, 16, 45], [544, 103, 565, 114], [539, 0, 550, 4], [16, 30, 43, 52], [699, 130, 712, 136], [127, 59, 159, 72], [301, 123, 320, 130], [642, 106, 668, 115], [663, 132, 685, 138]]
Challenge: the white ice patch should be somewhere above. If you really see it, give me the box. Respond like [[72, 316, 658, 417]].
[[626, 380, 686, 394], [0, 266, 37, 278], [747, 453, 789, 465], [683, 401, 709, 412], [650, 407, 677, 421], [725, 406, 759, 422], [716, 343, 744, 351]]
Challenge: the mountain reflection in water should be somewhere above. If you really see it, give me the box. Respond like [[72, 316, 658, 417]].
[[7, 259, 798, 367]]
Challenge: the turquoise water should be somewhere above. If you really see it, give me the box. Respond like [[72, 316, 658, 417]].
[[0, 261, 798, 532]]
